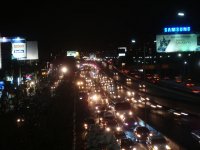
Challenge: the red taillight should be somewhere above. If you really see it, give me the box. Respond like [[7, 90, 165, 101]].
[[192, 90, 200, 93], [186, 83, 194, 87]]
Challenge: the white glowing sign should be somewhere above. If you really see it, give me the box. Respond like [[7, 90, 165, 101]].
[[18, 41, 38, 60], [156, 34, 200, 53], [12, 42, 26, 59]]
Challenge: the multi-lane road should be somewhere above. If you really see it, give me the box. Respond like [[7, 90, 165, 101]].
[[101, 63, 200, 149]]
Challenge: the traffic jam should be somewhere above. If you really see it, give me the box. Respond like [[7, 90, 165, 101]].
[[77, 63, 176, 150]]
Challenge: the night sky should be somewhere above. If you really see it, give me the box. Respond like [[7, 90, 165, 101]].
[[1, 0, 200, 58]]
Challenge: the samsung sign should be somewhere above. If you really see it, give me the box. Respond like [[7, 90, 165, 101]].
[[164, 26, 191, 33]]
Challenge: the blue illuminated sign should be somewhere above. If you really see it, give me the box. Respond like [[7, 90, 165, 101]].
[[164, 27, 191, 33], [0, 81, 4, 90]]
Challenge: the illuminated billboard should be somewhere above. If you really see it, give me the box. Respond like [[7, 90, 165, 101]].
[[118, 53, 126, 57], [12, 42, 26, 59], [156, 34, 200, 53], [67, 51, 80, 58], [18, 41, 38, 60], [117, 47, 127, 57]]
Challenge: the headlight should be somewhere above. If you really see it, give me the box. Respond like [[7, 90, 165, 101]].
[[116, 127, 121, 131], [106, 127, 111, 132], [137, 134, 141, 138], [84, 124, 88, 129], [129, 111, 133, 115], [17, 118, 21, 123], [157, 105, 162, 108], [149, 133, 153, 136], [153, 146, 158, 150], [166, 145, 171, 150], [120, 115, 124, 120]]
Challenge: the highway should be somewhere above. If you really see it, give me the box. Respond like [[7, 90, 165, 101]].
[[99, 62, 200, 149]]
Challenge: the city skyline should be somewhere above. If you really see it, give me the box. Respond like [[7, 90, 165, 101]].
[[1, 0, 200, 58]]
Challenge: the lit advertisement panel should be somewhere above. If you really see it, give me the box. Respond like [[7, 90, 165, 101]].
[[12, 42, 26, 59], [118, 53, 126, 57], [156, 34, 200, 53], [19, 41, 38, 60], [117, 47, 126, 57], [67, 51, 80, 58]]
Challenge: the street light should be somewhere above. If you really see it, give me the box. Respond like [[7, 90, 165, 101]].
[[178, 12, 185, 17], [184, 61, 187, 65], [178, 53, 182, 57], [183, 61, 188, 80], [131, 39, 136, 43]]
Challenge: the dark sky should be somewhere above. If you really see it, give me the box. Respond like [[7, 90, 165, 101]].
[[1, 0, 200, 58]]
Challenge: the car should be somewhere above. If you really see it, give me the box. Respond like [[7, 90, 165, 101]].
[[126, 78, 132, 84], [114, 101, 133, 120], [139, 84, 146, 92], [16, 115, 25, 127], [94, 105, 107, 114], [191, 129, 200, 144], [115, 131, 127, 143], [120, 138, 137, 150], [104, 119, 122, 133], [83, 117, 95, 130], [99, 111, 115, 127], [134, 126, 151, 142], [146, 135, 171, 150], [184, 78, 195, 87], [123, 116, 139, 129], [78, 92, 88, 101], [167, 108, 189, 117], [149, 101, 163, 109]]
